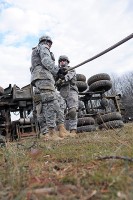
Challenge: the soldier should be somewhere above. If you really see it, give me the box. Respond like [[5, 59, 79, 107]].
[[30, 36, 69, 140], [56, 55, 79, 136]]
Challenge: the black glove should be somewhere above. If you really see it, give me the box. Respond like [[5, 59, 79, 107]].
[[57, 68, 67, 79], [58, 68, 67, 75]]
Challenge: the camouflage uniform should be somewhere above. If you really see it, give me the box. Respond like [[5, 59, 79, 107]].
[[30, 36, 60, 131], [33, 87, 48, 134], [33, 89, 66, 134], [30, 36, 69, 139], [56, 55, 78, 132], [56, 91, 66, 126]]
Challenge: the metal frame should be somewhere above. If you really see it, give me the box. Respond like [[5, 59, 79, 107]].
[[78, 90, 123, 118], [0, 84, 39, 141]]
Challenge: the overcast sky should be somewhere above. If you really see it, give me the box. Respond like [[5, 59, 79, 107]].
[[0, 0, 133, 89]]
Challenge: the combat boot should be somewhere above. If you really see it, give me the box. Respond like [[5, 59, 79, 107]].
[[58, 124, 71, 138], [70, 129, 77, 137], [48, 128, 63, 141]]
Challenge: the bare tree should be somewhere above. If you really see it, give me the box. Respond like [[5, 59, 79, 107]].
[[109, 72, 133, 121]]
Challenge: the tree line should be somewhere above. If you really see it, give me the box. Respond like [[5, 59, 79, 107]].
[[109, 71, 133, 122]]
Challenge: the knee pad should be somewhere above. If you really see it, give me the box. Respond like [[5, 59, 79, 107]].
[[68, 108, 77, 120]]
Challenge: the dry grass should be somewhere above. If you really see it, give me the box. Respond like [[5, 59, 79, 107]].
[[0, 123, 133, 200]]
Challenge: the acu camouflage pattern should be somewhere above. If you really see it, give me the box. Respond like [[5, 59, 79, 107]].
[[30, 42, 60, 130], [33, 87, 48, 134], [59, 66, 78, 97], [30, 43, 59, 91], [56, 66, 79, 131], [65, 89, 78, 130], [56, 92, 66, 126], [40, 90, 65, 128], [36, 102, 48, 134], [33, 86, 66, 130]]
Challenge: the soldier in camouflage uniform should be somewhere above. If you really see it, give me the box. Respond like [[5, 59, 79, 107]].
[[30, 36, 69, 140], [56, 55, 79, 136]]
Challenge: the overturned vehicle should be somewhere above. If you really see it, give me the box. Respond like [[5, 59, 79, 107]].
[[0, 73, 124, 141], [76, 73, 124, 133], [0, 84, 39, 141]]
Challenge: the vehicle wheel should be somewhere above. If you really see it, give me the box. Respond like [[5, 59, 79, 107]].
[[0, 86, 4, 96], [87, 73, 111, 86], [77, 117, 95, 126], [99, 120, 124, 129], [97, 112, 122, 124], [76, 74, 86, 82], [77, 125, 96, 133], [77, 81, 88, 92], [89, 80, 112, 92]]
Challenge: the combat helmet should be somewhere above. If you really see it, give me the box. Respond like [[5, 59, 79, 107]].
[[58, 55, 70, 64], [39, 35, 53, 44]]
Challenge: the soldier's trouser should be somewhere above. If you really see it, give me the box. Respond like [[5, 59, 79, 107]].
[[41, 91, 61, 129], [35, 80, 65, 129], [56, 108, 65, 126], [65, 90, 78, 130], [55, 92, 66, 126], [36, 102, 48, 134]]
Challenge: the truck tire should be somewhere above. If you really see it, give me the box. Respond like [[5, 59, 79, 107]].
[[76, 81, 88, 92], [97, 112, 122, 125], [77, 125, 96, 133], [89, 80, 112, 92], [76, 74, 86, 82], [99, 120, 124, 129], [78, 117, 95, 126], [87, 73, 111, 86]]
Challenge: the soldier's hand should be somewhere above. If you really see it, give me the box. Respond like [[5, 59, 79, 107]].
[[57, 68, 67, 79], [58, 68, 67, 75], [56, 79, 65, 85]]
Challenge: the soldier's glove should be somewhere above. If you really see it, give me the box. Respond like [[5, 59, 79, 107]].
[[57, 68, 68, 79], [55, 79, 65, 91], [56, 79, 65, 86]]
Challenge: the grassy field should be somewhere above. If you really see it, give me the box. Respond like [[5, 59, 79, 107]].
[[0, 123, 133, 200]]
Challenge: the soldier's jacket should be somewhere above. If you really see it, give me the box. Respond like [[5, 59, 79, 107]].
[[56, 66, 78, 98], [31, 44, 59, 91]]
